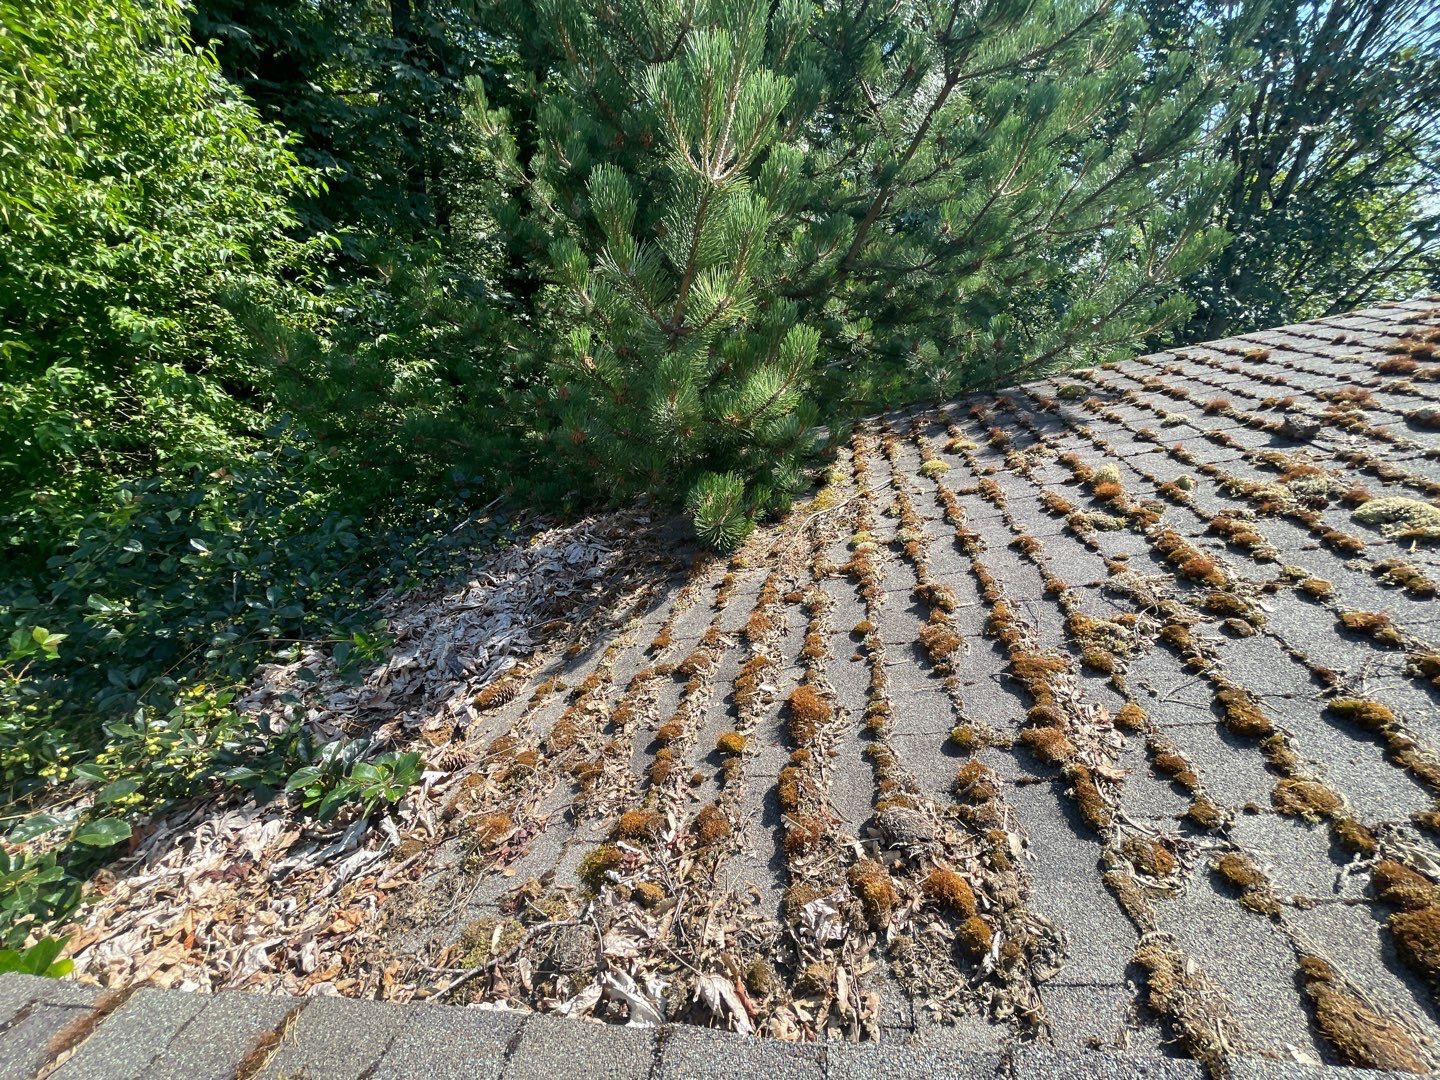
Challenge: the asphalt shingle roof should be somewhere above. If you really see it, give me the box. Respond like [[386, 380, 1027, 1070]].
[[7, 297, 1440, 1078]]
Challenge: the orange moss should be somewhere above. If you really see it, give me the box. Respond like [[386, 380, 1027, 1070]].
[[958, 915, 993, 958], [613, 809, 665, 843], [716, 731, 747, 755], [1123, 835, 1178, 878], [654, 721, 684, 746], [1272, 778, 1342, 821], [919, 619, 963, 662], [1116, 702, 1149, 731], [744, 609, 773, 643], [847, 859, 900, 929], [922, 868, 978, 915], [692, 804, 731, 847], [787, 684, 831, 744]]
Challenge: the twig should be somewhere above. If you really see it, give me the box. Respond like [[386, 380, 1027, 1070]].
[[431, 918, 582, 999]]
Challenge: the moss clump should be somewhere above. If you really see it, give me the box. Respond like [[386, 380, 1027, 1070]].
[[654, 721, 684, 746], [1332, 817, 1377, 855], [1297, 954, 1429, 1073], [613, 809, 665, 843], [1115, 702, 1148, 732], [957, 915, 993, 958], [954, 761, 998, 803], [918, 618, 963, 662], [1092, 481, 1125, 502], [744, 609, 774, 643], [1213, 852, 1278, 915], [1214, 852, 1267, 892], [1272, 778, 1342, 821], [1020, 724, 1075, 766], [920, 458, 951, 477], [1373, 860, 1440, 911], [795, 961, 833, 996], [1353, 496, 1440, 540], [1338, 610, 1404, 647], [948, 724, 979, 751], [716, 731, 747, 756], [473, 812, 514, 849], [1150, 743, 1199, 790], [452, 916, 525, 968], [852, 619, 876, 637], [578, 844, 625, 892], [783, 816, 825, 856], [787, 684, 831, 744], [1297, 577, 1333, 599], [1199, 591, 1249, 618], [632, 881, 666, 907], [648, 748, 675, 785], [1216, 685, 1273, 737], [692, 804, 731, 847], [1067, 764, 1112, 830], [1185, 796, 1225, 830], [743, 958, 777, 997], [1391, 906, 1440, 982], [1123, 835, 1178, 878], [1325, 697, 1395, 731], [848, 859, 899, 929], [921, 867, 978, 916]]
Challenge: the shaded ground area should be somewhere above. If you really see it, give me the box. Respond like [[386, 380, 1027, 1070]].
[[53, 298, 1440, 1076]]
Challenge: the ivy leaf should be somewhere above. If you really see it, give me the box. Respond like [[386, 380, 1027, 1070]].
[[73, 817, 133, 848]]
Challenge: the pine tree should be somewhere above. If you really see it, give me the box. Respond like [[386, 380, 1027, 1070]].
[[471, 0, 1238, 545]]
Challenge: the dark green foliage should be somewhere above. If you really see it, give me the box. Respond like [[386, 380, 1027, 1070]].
[[470, 0, 1234, 539], [234, 241, 541, 512], [188, 0, 491, 244], [1157, 0, 1440, 334], [0, 0, 320, 572]]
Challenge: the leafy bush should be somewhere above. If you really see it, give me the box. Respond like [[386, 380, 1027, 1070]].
[[0, 0, 322, 573]]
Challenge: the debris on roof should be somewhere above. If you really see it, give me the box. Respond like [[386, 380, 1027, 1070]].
[[60, 298, 1440, 1074]]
